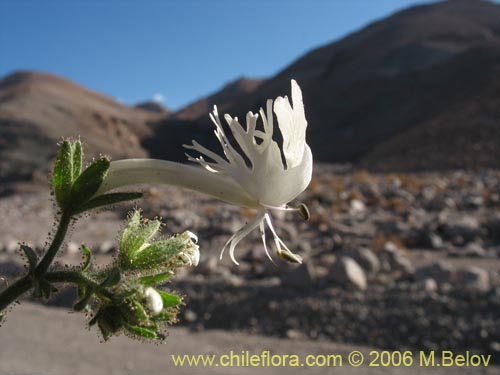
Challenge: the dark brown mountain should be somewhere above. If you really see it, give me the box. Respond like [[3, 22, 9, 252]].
[[134, 101, 171, 116], [0, 71, 163, 186], [147, 0, 500, 170]]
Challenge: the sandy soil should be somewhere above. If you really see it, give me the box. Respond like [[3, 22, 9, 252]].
[[0, 303, 497, 375]]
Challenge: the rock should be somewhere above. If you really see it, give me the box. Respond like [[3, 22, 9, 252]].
[[196, 256, 219, 276], [349, 199, 366, 215], [0, 260, 24, 279], [5, 239, 18, 254], [381, 242, 414, 275], [463, 195, 484, 209], [414, 277, 438, 293], [486, 214, 500, 239], [183, 309, 197, 323], [281, 263, 317, 291], [392, 255, 415, 276], [329, 257, 367, 290], [441, 216, 481, 243], [462, 242, 487, 258], [286, 329, 305, 340], [456, 266, 490, 292], [66, 242, 80, 256], [429, 233, 445, 250], [415, 262, 454, 286], [99, 240, 115, 254], [345, 248, 380, 275]]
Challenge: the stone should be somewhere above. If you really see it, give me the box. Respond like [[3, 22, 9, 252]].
[[183, 309, 197, 323], [5, 239, 18, 254], [429, 233, 445, 250], [456, 266, 490, 292], [442, 216, 481, 243], [462, 242, 487, 258], [391, 254, 415, 276], [414, 277, 438, 293], [415, 262, 454, 286], [66, 242, 80, 256], [486, 214, 500, 239], [99, 240, 115, 254], [329, 257, 367, 290], [349, 199, 366, 215], [196, 256, 219, 276], [345, 248, 380, 275], [281, 263, 317, 291]]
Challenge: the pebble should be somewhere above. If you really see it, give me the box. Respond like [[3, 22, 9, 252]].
[[456, 266, 490, 292], [328, 257, 367, 290]]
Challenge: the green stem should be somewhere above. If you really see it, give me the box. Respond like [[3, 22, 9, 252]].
[[0, 211, 73, 312], [0, 276, 32, 312], [46, 270, 114, 300], [45, 270, 91, 285], [35, 211, 72, 277]]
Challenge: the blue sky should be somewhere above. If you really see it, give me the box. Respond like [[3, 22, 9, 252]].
[[1, 0, 448, 110]]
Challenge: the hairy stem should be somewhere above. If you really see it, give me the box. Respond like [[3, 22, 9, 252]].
[[0, 211, 73, 312], [35, 211, 72, 277], [0, 276, 32, 312]]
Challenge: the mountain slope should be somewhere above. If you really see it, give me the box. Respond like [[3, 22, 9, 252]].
[[148, 0, 500, 170], [0, 71, 163, 184]]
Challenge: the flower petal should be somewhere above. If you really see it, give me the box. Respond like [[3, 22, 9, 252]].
[[220, 211, 265, 265], [273, 79, 308, 169]]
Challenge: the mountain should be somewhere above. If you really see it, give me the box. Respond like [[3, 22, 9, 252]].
[[147, 0, 500, 170], [134, 101, 171, 116], [0, 71, 162, 186]]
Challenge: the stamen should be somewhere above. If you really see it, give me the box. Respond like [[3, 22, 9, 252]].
[[276, 249, 303, 264]]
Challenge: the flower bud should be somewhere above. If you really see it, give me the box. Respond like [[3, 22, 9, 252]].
[[143, 287, 163, 316]]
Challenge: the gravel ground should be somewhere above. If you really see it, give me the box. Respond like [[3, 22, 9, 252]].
[[1, 165, 500, 368], [0, 303, 497, 375]]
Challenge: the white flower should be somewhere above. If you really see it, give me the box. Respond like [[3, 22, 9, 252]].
[[177, 231, 200, 267], [97, 80, 312, 265]]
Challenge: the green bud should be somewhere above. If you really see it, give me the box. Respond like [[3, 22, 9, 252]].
[[120, 210, 161, 261], [125, 238, 186, 270], [157, 290, 182, 308], [71, 140, 83, 178], [137, 271, 173, 286], [53, 140, 74, 208]]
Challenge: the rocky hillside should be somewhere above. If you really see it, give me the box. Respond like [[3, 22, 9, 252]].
[[148, 0, 500, 170], [0, 71, 163, 187]]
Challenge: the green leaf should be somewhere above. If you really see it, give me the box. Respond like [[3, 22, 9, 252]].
[[95, 306, 124, 341], [73, 287, 94, 311], [152, 311, 175, 322], [68, 157, 110, 212], [71, 140, 83, 178], [53, 140, 74, 208], [157, 290, 182, 308], [137, 271, 173, 286], [74, 192, 143, 214], [81, 245, 92, 272], [100, 267, 121, 288], [124, 323, 159, 339], [127, 238, 185, 270], [20, 245, 38, 272]]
